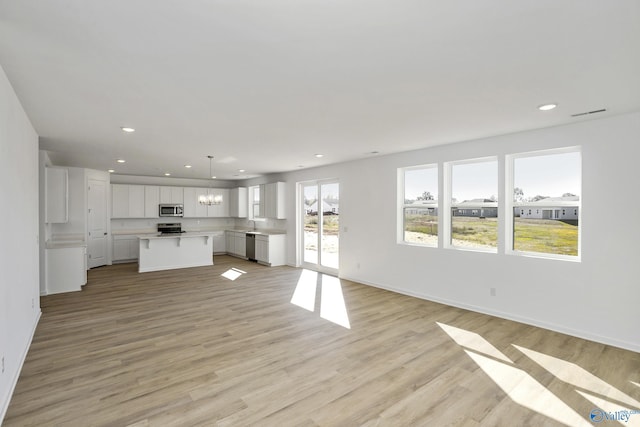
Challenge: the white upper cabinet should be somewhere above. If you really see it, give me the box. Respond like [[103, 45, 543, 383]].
[[111, 184, 129, 218], [144, 185, 159, 218], [229, 187, 248, 218], [112, 184, 158, 218], [264, 182, 286, 219], [45, 167, 69, 223], [128, 185, 145, 218], [183, 187, 208, 218], [159, 186, 184, 204]]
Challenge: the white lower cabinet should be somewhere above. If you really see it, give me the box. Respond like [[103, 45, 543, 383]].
[[224, 231, 285, 265], [212, 232, 226, 254], [225, 231, 246, 258], [45, 245, 87, 294], [113, 235, 139, 262], [255, 234, 286, 266]]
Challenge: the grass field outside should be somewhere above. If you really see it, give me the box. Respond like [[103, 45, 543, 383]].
[[404, 214, 578, 255], [514, 218, 578, 256]]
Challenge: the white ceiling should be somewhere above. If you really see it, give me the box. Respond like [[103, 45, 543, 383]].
[[1, 1, 639, 180]]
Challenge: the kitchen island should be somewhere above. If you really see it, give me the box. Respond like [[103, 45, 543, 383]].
[[137, 232, 214, 273]]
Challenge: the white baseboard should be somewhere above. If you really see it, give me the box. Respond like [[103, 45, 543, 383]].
[[0, 310, 41, 424], [340, 275, 640, 353]]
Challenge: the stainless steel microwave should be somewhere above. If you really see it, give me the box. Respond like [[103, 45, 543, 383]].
[[159, 204, 184, 217]]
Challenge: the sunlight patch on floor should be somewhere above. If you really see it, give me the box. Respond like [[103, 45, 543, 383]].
[[437, 322, 512, 363], [320, 274, 351, 329], [290, 269, 350, 329], [465, 350, 592, 426], [221, 267, 247, 281], [290, 269, 317, 312], [514, 345, 640, 409], [576, 390, 640, 426]]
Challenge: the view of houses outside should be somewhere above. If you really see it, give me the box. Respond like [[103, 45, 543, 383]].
[[400, 150, 580, 256], [513, 151, 580, 256], [451, 160, 498, 250], [304, 183, 339, 269], [403, 166, 438, 246]]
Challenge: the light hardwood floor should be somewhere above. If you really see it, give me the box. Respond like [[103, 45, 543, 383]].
[[5, 256, 640, 426]]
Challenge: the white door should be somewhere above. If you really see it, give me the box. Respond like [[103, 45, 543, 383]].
[[301, 180, 339, 274], [88, 179, 108, 268]]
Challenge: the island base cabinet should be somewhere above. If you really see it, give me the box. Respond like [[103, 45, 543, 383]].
[[138, 234, 213, 273]]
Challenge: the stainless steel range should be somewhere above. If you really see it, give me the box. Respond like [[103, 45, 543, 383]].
[[157, 223, 185, 235]]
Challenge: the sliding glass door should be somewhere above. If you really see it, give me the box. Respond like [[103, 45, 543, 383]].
[[301, 180, 339, 273]]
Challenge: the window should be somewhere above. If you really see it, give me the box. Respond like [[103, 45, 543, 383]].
[[401, 165, 438, 246], [249, 185, 261, 219], [449, 159, 498, 251], [511, 149, 581, 257]]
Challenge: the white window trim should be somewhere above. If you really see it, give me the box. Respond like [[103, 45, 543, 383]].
[[398, 164, 439, 247], [505, 146, 582, 262], [444, 156, 499, 253]]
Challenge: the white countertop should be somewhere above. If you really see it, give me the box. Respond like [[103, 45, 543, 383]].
[[113, 228, 286, 236], [137, 231, 216, 240]]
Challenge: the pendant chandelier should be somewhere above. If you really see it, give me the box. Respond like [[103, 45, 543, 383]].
[[199, 155, 223, 205]]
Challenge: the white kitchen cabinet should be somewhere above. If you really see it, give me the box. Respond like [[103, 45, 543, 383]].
[[128, 185, 145, 218], [225, 230, 247, 258], [225, 231, 235, 255], [229, 187, 248, 218], [207, 188, 230, 217], [45, 167, 69, 223], [234, 232, 246, 257], [111, 184, 129, 218], [112, 184, 149, 218], [212, 232, 226, 254], [256, 234, 286, 266], [45, 245, 87, 294], [160, 186, 184, 204], [113, 235, 139, 262], [183, 187, 208, 218], [144, 185, 160, 218], [263, 182, 286, 219]]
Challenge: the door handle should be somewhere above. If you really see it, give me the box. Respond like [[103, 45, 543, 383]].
[[104, 232, 108, 236]]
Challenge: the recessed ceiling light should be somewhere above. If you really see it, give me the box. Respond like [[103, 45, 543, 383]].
[[238, 169, 245, 173], [121, 127, 135, 133], [184, 165, 192, 168], [164, 173, 171, 176], [538, 103, 558, 111], [370, 151, 380, 154], [108, 169, 115, 173], [297, 165, 305, 168], [314, 154, 324, 158], [116, 159, 126, 163], [211, 176, 217, 179]]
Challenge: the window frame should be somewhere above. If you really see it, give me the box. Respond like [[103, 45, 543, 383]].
[[505, 146, 581, 261], [444, 156, 499, 253], [398, 164, 439, 247]]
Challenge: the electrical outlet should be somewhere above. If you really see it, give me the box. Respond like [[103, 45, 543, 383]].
[[2, 356, 4, 373], [490, 287, 497, 297]]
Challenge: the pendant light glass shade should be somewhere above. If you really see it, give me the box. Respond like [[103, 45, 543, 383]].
[[199, 156, 222, 205]]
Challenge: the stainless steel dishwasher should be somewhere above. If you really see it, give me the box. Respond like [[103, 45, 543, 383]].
[[246, 233, 256, 261]]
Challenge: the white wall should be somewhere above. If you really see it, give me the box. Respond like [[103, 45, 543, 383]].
[[0, 65, 40, 422], [274, 112, 640, 352]]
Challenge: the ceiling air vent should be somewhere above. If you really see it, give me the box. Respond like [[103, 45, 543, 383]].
[[571, 108, 607, 117]]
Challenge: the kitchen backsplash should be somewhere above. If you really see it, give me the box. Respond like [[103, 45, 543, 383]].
[[111, 217, 286, 233]]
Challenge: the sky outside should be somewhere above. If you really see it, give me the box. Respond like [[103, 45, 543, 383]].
[[405, 151, 580, 202]]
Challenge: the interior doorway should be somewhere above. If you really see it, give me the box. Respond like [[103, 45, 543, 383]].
[[300, 180, 339, 274]]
